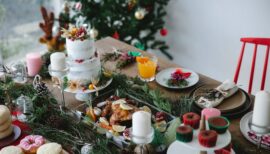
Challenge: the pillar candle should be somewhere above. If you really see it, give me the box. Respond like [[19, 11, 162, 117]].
[[252, 91, 270, 133], [26, 52, 42, 77], [201, 108, 221, 120], [132, 111, 152, 144], [50, 52, 66, 70]]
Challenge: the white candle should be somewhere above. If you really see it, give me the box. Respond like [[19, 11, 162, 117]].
[[132, 111, 152, 144], [252, 91, 270, 133], [50, 52, 66, 71]]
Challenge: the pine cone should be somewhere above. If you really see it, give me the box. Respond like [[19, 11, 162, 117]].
[[35, 82, 49, 96]]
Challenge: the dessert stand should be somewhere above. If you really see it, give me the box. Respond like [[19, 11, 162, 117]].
[[64, 78, 112, 102], [167, 121, 232, 154]]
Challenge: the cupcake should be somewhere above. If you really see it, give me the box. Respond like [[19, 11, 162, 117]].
[[208, 116, 230, 134], [198, 130, 218, 147], [183, 112, 200, 129], [176, 125, 193, 142]]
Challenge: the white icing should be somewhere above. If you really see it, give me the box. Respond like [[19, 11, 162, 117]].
[[66, 38, 94, 60]]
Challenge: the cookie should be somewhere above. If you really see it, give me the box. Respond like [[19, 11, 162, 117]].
[[0, 146, 24, 154], [0, 117, 12, 131], [0, 125, 13, 139], [37, 143, 62, 154], [0, 105, 11, 124]]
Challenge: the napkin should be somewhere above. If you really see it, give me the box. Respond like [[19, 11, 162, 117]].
[[197, 79, 238, 108]]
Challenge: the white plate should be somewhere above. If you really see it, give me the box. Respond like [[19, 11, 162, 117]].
[[156, 68, 199, 89], [240, 111, 270, 150], [65, 78, 112, 94], [167, 141, 235, 154]]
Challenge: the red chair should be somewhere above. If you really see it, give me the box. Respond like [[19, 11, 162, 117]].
[[234, 37, 270, 94]]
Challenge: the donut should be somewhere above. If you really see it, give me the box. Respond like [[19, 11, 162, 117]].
[[37, 143, 62, 154], [0, 117, 12, 131], [0, 125, 13, 139], [19, 135, 46, 154], [0, 146, 24, 154], [0, 105, 11, 124]]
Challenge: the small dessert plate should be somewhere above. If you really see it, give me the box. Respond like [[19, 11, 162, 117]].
[[0, 125, 21, 148], [156, 68, 199, 89], [167, 141, 236, 154], [240, 111, 270, 150]]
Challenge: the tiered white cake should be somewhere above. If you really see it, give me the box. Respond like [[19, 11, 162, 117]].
[[66, 38, 101, 87]]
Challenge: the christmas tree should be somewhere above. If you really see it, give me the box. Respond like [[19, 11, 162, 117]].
[[68, 0, 172, 59]]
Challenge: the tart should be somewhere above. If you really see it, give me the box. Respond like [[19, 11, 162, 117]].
[[182, 112, 200, 129], [208, 116, 230, 134], [198, 130, 218, 147], [176, 125, 193, 142]]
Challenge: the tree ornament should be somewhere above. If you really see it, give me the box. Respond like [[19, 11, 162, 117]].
[[81, 143, 94, 154], [135, 8, 147, 20], [94, 0, 102, 3], [113, 31, 120, 39], [160, 28, 168, 36], [75, 2, 82, 11], [89, 28, 99, 39], [128, 0, 137, 10]]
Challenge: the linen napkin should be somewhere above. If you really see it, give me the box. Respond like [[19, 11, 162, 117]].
[[197, 80, 238, 108]]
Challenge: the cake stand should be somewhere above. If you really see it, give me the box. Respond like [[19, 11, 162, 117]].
[[167, 122, 231, 154], [64, 78, 112, 102]]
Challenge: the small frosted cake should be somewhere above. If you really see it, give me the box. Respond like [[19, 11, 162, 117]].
[[208, 116, 230, 134], [176, 125, 193, 142], [0, 105, 13, 140], [198, 130, 218, 147], [182, 112, 200, 129]]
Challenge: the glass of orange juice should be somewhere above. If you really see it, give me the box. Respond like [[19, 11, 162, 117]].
[[136, 55, 158, 82]]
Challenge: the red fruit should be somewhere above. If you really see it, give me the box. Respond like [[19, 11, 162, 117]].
[[160, 28, 168, 36], [156, 112, 166, 122], [75, 59, 84, 63]]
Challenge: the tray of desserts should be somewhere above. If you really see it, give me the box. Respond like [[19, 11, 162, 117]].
[[79, 89, 176, 149], [190, 84, 252, 119], [168, 112, 232, 153]]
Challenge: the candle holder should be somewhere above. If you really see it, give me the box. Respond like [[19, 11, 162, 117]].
[[248, 120, 270, 153], [48, 65, 69, 110], [131, 127, 154, 154], [10, 62, 28, 84]]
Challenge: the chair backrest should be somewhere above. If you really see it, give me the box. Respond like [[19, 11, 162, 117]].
[[234, 37, 270, 94]]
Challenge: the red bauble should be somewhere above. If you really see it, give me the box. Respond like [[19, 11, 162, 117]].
[[113, 31, 120, 39], [160, 28, 168, 36]]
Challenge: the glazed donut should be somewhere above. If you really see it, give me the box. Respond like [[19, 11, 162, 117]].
[[0, 117, 12, 131], [0, 105, 11, 124], [19, 135, 45, 154]]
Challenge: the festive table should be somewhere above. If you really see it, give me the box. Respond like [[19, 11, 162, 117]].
[[45, 37, 267, 154]]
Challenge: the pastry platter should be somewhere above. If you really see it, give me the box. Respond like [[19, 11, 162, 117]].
[[0, 125, 21, 148], [156, 67, 199, 89], [79, 89, 176, 149], [240, 111, 270, 150]]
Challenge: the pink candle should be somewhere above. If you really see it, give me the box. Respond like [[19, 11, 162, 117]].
[[201, 108, 221, 120], [26, 52, 42, 77]]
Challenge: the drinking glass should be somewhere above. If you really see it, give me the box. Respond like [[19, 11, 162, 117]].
[[137, 55, 157, 82]]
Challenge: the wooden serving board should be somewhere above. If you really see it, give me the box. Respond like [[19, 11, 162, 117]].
[[192, 85, 246, 113]]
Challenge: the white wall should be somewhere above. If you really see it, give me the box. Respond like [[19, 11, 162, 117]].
[[166, 0, 270, 93]]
